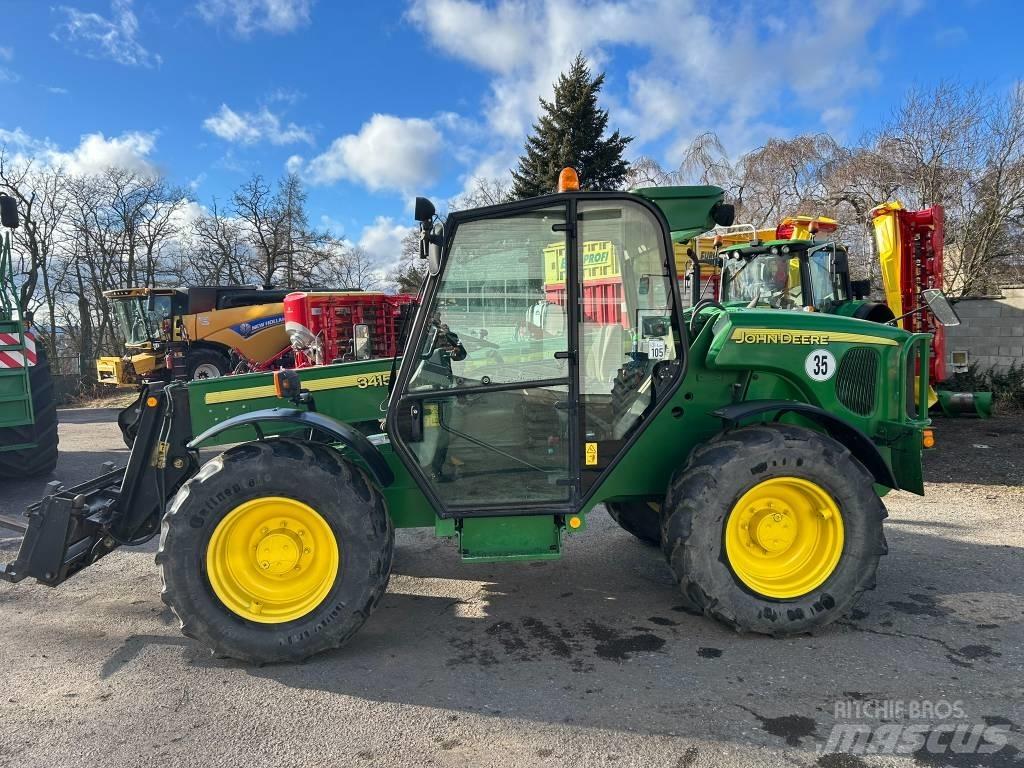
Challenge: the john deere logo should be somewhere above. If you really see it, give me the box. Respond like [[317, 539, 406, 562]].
[[231, 314, 284, 339], [732, 329, 831, 345]]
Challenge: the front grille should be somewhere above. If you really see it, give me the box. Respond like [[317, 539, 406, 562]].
[[836, 347, 879, 416]]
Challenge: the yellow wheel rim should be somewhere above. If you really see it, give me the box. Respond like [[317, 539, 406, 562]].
[[724, 477, 844, 599], [206, 497, 339, 624]]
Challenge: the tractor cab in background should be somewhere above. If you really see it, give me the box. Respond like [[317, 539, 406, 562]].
[[98, 287, 184, 384]]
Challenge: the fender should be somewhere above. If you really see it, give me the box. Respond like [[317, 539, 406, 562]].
[[711, 399, 898, 489], [188, 408, 394, 487]]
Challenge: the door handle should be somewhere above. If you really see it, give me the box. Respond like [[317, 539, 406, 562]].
[[553, 351, 574, 360]]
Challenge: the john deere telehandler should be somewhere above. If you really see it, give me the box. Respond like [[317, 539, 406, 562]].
[[1, 173, 937, 663]]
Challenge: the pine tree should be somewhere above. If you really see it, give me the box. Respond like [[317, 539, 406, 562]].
[[511, 53, 632, 199]]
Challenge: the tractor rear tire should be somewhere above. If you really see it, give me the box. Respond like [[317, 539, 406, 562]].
[[606, 501, 661, 546], [662, 424, 887, 636], [157, 437, 393, 663], [0, 347, 59, 478]]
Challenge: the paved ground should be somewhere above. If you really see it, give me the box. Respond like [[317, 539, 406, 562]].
[[0, 408, 1022, 768]]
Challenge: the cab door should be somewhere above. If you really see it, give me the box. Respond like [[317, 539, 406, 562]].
[[574, 199, 684, 496], [388, 203, 577, 515]]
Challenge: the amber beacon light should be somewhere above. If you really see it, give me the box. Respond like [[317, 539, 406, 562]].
[[557, 167, 580, 192]]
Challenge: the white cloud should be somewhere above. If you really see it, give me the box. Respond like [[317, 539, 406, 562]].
[[196, 0, 312, 36], [285, 154, 304, 173], [408, 0, 918, 163], [0, 47, 12, 62], [0, 127, 159, 176], [821, 106, 855, 138], [357, 216, 415, 269], [52, 0, 160, 67], [304, 114, 443, 193], [51, 131, 158, 175], [47, 86, 70, 95], [203, 104, 313, 145]]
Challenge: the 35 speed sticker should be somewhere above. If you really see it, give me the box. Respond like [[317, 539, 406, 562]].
[[805, 348, 836, 382]]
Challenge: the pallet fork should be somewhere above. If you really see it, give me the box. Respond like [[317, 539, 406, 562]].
[[0, 383, 197, 586]]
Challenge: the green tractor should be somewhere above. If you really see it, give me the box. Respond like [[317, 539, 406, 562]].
[[2, 179, 935, 663], [0, 195, 58, 478], [714, 231, 895, 321]]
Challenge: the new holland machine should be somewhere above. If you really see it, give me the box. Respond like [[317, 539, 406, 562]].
[[96, 285, 296, 386], [1, 171, 943, 663]]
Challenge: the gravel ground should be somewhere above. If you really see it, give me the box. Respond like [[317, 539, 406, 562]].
[[0, 408, 1021, 768]]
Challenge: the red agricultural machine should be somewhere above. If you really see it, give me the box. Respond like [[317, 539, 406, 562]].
[[870, 202, 947, 384], [284, 291, 416, 367]]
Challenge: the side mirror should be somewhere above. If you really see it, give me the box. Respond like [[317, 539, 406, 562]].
[[922, 288, 960, 327], [414, 197, 436, 223], [711, 201, 735, 227], [426, 222, 443, 276], [638, 275, 650, 296], [353, 323, 371, 359], [850, 279, 870, 300], [0, 195, 19, 229], [146, 294, 157, 312]]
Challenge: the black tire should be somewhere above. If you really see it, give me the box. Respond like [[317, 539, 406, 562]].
[[606, 501, 661, 546], [0, 346, 59, 478], [662, 424, 887, 635], [186, 348, 229, 381], [157, 438, 394, 663]]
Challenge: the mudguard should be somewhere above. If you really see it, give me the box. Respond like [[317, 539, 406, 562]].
[[188, 408, 394, 486], [711, 399, 899, 490]]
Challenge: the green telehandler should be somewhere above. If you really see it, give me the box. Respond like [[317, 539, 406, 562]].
[[1, 177, 936, 663], [0, 194, 58, 478]]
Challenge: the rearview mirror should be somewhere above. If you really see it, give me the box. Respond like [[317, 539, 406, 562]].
[[922, 288, 960, 327], [0, 195, 19, 229]]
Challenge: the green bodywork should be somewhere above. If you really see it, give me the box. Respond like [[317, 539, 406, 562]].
[[183, 186, 930, 563], [0, 227, 35, 443]]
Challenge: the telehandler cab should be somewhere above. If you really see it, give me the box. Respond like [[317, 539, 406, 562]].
[[1, 174, 934, 663]]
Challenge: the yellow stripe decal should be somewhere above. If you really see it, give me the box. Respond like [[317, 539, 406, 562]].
[[729, 328, 898, 346], [203, 371, 391, 405]]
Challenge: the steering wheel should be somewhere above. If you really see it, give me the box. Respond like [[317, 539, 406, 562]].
[[428, 316, 467, 362], [689, 299, 727, 336]]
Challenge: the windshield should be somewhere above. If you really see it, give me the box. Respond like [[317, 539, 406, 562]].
[[112, 295, 170, 346], [721, 253, 802, 308]]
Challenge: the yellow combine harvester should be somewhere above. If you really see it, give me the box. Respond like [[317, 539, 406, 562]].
[[96, 285, 291, 386]]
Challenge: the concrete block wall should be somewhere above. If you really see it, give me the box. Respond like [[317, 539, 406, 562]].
[[944, 287, 1024, 376]]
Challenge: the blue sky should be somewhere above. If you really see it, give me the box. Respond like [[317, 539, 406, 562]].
[[0, 0, 1019, 271]]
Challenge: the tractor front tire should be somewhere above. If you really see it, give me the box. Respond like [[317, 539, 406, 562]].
[[158, 438, 393, 663], [0, 347, 59, 478], [662, 424, 887, 636], [187, 348, 229, 381], [606, 501, 661, 546]]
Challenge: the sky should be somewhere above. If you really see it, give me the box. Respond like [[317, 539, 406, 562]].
[[0, 0, 1020, 275]]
